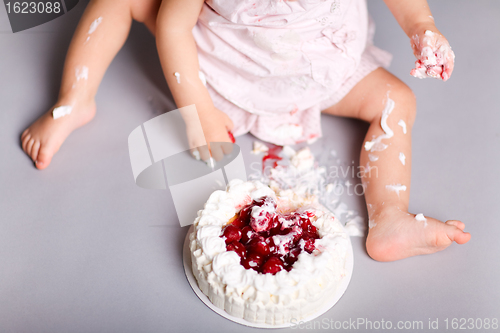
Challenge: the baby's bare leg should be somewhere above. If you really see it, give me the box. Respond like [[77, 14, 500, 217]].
[[323, 68, 470, 261], [21, 0, 160, 169]]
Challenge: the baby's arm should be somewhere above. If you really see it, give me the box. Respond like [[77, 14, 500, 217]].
[[383, 0, 455, 81], [156, 0, 233, 161]]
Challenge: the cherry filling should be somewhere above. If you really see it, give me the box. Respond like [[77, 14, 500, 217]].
[[221, 196, 320, 275]]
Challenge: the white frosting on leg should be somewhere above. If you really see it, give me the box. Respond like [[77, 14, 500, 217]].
[[364, 97, 395, 152], [52, 105, 73, 119], [174, 72, 181, 84], [385, 184, 407, 197], [415, 213, 428, 227], [88, 17, 103, 34], [397, 119, 407, 134], [399, 152, 406, 166], [75, 66, 89, 81]]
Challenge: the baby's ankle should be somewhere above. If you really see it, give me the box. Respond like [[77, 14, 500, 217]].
[[57, 89, 95, 108], [369, 202, 408, 219]]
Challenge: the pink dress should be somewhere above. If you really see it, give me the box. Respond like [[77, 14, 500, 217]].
[[192, 0, 392, 145]]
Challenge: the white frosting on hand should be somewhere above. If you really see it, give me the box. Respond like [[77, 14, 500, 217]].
[[410, 30, 455, 81]]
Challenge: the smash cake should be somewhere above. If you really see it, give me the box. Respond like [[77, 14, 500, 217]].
[[189, 171, 350, 325]]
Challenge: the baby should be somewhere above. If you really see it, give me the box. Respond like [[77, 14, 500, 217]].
[[20, 0, 470, 261]]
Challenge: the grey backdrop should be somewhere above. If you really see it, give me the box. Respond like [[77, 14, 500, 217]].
[[1, 1, 499, 332]]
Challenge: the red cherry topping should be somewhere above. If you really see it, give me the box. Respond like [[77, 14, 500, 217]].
[[226, 241, 246, 258], [231, 217, 247, 229], [270, 233, 294, 256], [285, 247, 301, 266], [252, 196, 277, 209], [239, 206, 253, 225], [221, 196, 320, 275], [303, 238, 316, 254], [266, 216, 281, 236], [261, 256, 284, 274], [247, 238, 270, 257], [290, 226, 304, 243], [301, 220, 319, 239], [222, 225, 241, 244], [241, 252, 263, 271], [240, 226, 256, 245]]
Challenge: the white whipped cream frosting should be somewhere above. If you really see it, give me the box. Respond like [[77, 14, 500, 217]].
[[250, 198, 275, 232]]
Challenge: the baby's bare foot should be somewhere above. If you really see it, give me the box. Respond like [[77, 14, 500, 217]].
[[366, 207, 471, 261], [21, 98, 96, 169]]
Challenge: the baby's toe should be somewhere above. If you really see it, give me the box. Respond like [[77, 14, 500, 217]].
[[21, 129, 29, 140], [22, 133, 31, 152], [454, 230, 471, 245], [31, 140, 41, 162], [26, 138, 35, 156], [444, 223, 471, 245], [445, 220, 465, 231], [35, 148, 53, 170]]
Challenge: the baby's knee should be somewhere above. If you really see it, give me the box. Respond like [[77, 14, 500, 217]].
[[130, 0, 161, 26], [387, 81, 417, 128]]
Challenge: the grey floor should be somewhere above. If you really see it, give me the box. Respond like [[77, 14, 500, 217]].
[[1, 1, 499, 333]]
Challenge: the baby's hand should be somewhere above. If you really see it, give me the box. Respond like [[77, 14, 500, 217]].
[[185, 106, 234, 163], [410, 30, 455, 81]]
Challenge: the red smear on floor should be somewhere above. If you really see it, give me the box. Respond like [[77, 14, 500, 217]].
[[262, 144, 282, 171]]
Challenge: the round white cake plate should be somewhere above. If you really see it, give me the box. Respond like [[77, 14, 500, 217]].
[[183, 225, 354, 329]]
